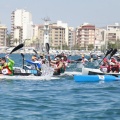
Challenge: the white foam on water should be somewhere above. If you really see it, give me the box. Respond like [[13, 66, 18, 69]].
[[77, 63, 84, 68]]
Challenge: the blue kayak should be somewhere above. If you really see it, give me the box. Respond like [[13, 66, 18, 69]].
[[74, 75, 120, 82]]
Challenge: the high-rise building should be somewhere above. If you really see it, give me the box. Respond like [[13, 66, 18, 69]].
[[106, 23, 120, 44], [68, 27, 75, 49], [37, 21, 68, 49], [94, 28, 105, 50], [0, 24, 7, 46], [11, 9, 33, 46], [76, 23, 95, 49], [49, 21, 68, 49]]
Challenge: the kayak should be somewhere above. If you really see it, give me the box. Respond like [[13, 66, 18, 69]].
[[0, 66, 76, 80], [0, 67, 55, 80], [82, 67, 120, 76], [0, 74, 59, 80], [74, 75, 120, 82]]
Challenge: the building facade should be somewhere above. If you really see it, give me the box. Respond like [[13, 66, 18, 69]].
[[106, 23, 120, 44], [94, 28, 105, 50], [76, 23, 95, 50], [0, 24, 7, 46], [68, 27, 75, 49], [35, 21, 69, 49], [11, 9, 33, 46]]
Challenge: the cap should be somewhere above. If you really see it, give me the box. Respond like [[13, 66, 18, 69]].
[[54, 57, 60, 61], [110, 62, 115, 65]]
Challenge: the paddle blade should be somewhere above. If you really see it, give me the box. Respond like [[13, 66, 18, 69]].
[[97, 48, 113, 67], [45, 43, 50, 53], [33, 49, 38, 55], [21, 53, 24, 58], [109, 49, 117, 59], [10, 43, 24, 54], [105, 48, 113, 57]]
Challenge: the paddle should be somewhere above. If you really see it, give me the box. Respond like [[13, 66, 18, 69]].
[[45, 43, 51, 64], [98, 48, 113, 65], [9, 43, 24, 55], [109, 48, 117, 59], [21, 53, 25, 69], [33, 49, 38, 55], [45, 43, 50, 54]]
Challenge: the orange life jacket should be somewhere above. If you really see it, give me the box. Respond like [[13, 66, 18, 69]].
[[1, 65, 13, 75]]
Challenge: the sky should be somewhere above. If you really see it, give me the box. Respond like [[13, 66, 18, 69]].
[[0, 0, 120, 30]]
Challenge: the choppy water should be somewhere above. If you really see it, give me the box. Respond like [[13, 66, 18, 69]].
[[0, 54, 120, 120]]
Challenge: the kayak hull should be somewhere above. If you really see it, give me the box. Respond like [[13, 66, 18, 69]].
[[74, 75, 120, 82], [0, 75, 58, 80], [82, 67, 120, 76]]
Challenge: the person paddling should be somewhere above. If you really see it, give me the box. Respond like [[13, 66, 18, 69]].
[[100, 58, 110, 73], [25, 55, 42, 76], [50, 57, 65, 75], [109, 57, 119, 73], [0, 55, 14, 75]]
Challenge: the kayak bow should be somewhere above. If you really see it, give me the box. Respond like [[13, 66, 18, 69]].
[[74, 75, 120, 82]]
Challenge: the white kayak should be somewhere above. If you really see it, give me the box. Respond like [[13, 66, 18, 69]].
[[61, 71, 81, 76], [82, 67, 120, 76], [0, 75, 59, 80]]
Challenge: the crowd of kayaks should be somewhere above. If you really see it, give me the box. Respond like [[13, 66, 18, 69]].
[[74, 48, 120, 82], [1, 43, 120, 83]]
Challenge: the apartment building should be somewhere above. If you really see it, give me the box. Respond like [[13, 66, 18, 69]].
[[106, 23, 120, 44], [50, 25, 65, 49], [0, 24, 7, 46], [36, 21, 68, 49], [94, 28, 105, 50], [68, 27, 75, 49], [11, 9, 33, 46], [76, 23, 95, 49]]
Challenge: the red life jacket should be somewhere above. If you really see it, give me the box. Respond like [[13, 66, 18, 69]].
[[1, 65, 13, 75]]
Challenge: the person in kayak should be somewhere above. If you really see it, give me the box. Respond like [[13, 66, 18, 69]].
[[50, 57, 65, 75], [88, 54, 94, 62], [100, 58, 110, 73], [109, 57, 119, 73], [25, 55, 42, 76], [0, 55, 14, 75], [81, 54, 88, 64]]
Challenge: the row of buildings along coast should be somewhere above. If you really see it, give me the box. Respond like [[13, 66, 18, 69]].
[[0, 9, 120, 51]]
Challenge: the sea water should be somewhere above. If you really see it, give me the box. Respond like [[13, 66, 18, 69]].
[[0, 54, 120, 120]]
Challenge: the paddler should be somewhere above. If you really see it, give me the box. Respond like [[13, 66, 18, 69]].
[[109, 57, 119, 73], [0, 55, 14, 75], [89, 54, 94, 62], [100, 58, 110, 73], [25, 55, 42, 76], [50, 56, 65, 75], [81, 54, 88, 64]]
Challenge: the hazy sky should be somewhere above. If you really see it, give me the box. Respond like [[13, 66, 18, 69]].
[[0, 0, 120, 29]]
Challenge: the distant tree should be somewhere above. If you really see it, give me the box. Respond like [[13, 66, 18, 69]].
[[73, 44, 80, 50], [62, 44, 69, 50], [6, 34, 11, 47], [108, 42, 116, 49], [88, 44, 94, 50]]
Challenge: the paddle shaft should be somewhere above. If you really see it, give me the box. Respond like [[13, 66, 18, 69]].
[[21, 53, 25, 69]]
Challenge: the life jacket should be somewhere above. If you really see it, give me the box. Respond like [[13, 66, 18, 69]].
[[110, 64, 119, 73], [56, 61, 65, 73], [100, 65, 110, 73], [1, 65, 13, 75], [100, 66, 108, 73]]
